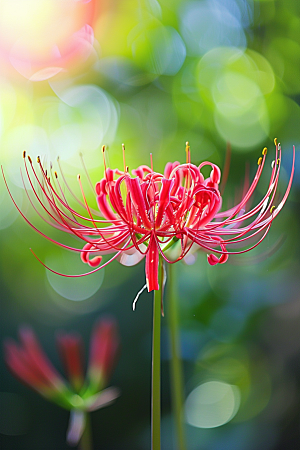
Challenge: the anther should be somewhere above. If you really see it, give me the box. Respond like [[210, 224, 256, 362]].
[[54, 171, 58, 178], [270, 205, 275, 214], [23, 151, 26, 158], [102, 145, 105, 153], [77, 174, 81, 181], [262, 147, 267, 155], [277, 158, 280, 165], [27, 155, 32, 164], [274, 138, 278, 146], [257, 157, 262, 165], [126, 166, 129, 173], [37, 156, 40, 163]]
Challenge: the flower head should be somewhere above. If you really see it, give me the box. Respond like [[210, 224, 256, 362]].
[[4, 318, 120, 445], [2, 140, 294, 292]]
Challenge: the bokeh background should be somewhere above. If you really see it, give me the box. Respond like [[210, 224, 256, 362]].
[[0, 0, 299, 449]]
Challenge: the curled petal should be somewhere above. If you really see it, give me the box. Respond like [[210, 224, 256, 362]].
[[132, 165, 152, 179], [164, 161, 180, 179], [95, 179, 107, 195], [96, 194, 117, 221], [81, 243, 102, 267], [207, 252, 228, 265], [126, 177, 152, 229]]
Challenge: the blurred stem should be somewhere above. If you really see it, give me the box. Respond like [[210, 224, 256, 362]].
[[168, 264, 187, 450], [79, 413, 92, 450], [152, 256, 163, 450]]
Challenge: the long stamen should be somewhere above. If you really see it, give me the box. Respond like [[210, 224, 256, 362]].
[[79, 152, 95, 192], [185, 141, 190, 164], [185, 142, 191, 191], [102, 145, 107, 180], [220, 142, 231, 195], [56, 156, 98, 216], [29, 237, 131, 278], [25, 159, 125, 255], [53, 172, 80, 224], [122, 143, 126, 173], [77, 174, 99, 230], [55, 157, 110, 220], [77, 174, 134, 253]]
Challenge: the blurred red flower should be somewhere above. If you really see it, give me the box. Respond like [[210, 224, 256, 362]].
[[4, 317, 120, 445]]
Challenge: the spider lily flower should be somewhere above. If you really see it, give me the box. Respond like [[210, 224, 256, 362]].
[[2, 140, 294, 293], [4, 318, 120, 445]]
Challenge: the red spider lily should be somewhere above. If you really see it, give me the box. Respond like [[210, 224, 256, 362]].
[[2, 139, 295, 292], [4, 318, 120, 445]]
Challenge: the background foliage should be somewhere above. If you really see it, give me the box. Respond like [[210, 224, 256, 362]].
[[0, 0, 299, 448]]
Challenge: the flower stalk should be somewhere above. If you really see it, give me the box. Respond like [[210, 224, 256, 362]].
[[152, 255, 163, 450], [79, 412, 92, 450]]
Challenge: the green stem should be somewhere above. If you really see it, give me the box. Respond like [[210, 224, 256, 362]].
[[168, 264, 187, 450], [152, 257, 163, 450], [79, 412, 92, 450]]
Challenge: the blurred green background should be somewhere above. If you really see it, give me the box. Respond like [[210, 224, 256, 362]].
[[0, 0, 299, 449]]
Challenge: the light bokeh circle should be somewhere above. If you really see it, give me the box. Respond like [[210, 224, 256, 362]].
[[185, 380, 241, 428], [45, 250, 105, 301]]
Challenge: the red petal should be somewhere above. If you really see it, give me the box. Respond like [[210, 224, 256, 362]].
[[145, 234, 159, 291], [126, 177, 152, 229], [132, 165, 152, 179], [4, 340, 50, 391], [57, 333, 84, 391], [96, 194, 117, 221], [88, 318, 119, 390], [18, 327, 64, 389], [207, 254, 219, 265], [81, 243, 102, 267], [155, 178, 174, 229]]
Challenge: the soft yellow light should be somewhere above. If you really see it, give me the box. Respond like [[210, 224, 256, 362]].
[[0, 0, 73, 53], [0, 0, 95, 79]]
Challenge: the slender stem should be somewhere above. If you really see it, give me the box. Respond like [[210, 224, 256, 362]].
[[79, 413, 92, 450], [168, 264, 187, 450], [152, 257, 163, 450]]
